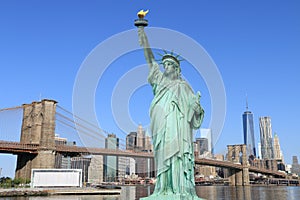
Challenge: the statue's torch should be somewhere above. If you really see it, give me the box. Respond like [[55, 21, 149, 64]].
[[134, 10, 149, 27]]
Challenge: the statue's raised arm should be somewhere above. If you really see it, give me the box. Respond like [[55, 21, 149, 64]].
[[138, 27, 155, 66], [134, 10, 156, 68]]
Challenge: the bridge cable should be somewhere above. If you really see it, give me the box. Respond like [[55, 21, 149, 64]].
[[56, 112, 126, 149], [56, 108, 127, 144], [56, 105, 130, 138]]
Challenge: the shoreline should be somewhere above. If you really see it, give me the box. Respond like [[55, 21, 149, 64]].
[[0, 187, 121, 197]]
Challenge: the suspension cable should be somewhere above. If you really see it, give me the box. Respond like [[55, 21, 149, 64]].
[[56, 108, 127, 144]]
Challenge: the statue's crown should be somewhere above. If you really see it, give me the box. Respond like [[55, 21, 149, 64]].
[[162, 54, 180, 66]]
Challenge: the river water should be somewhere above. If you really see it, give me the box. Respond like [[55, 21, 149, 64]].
[[1, 185, 300, 200]]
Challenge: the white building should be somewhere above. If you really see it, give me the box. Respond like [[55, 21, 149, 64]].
[[118, 157, 136, 179], [257, 142, 262, 159]]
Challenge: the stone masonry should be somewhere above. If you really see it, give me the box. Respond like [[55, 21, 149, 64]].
[[15, 99, 57, 180], [227, 144, 250, 186]]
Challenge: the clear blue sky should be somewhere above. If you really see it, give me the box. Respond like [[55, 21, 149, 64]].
[[0, 1, 299, 178]]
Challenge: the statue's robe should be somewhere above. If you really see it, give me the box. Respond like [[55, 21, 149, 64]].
[[145, 63, 204, 199]]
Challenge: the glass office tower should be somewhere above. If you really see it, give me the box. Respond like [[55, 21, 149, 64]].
[[104, 134, 119, 182], [243, 110, 256, 158]]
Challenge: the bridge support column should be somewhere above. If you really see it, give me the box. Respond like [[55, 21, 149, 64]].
[[227, 145, 235, 186], [235, 170, 243, 186], [15, 154, 36, 180], [242, 167, 250, 185], [228, 169, 236, 186], [227, 144, 250, 186], [241, 145, 250, 186], [15, 99, 57, 180], [228, 168, 249, 186]]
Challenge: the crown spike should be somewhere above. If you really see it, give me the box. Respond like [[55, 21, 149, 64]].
[[156, 52, 164, 57]]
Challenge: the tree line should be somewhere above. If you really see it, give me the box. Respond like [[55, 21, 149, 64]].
[[0, 177, 30, 188]]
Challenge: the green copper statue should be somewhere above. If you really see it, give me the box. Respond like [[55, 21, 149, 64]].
[[135, 11, 204, 200]]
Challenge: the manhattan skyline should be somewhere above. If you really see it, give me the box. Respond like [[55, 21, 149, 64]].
[[0, 1, 299, 177]]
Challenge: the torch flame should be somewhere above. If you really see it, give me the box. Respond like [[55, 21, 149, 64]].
[[137, 9, 149, 18]]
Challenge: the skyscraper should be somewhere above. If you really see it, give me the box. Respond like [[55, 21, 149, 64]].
[[242, 101, 256, 158], [126, 125, 155, 178], [88, 155, 103, 184], [291, 156, 300, 175], [71, 156, 91, 183], [293, 156, 299, 164], [273, 133, 283, 161], [126, 132, 137, 150], [137, 124, 145, 148], [196, 138, 208, 155], [200, 128, 213, 155], [104, 134, 119, 182], [126, 124, 151, 151], [259, 116, 274, 159], [257, 142, 262, 159]]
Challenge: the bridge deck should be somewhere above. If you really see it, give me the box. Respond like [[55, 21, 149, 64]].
[[0, 140, 39, 154], [0, 140, 286, 178]]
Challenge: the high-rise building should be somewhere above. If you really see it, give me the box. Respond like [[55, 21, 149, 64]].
[[291, 156, 300, 175], [118, 157, 136, 180], [200, 128, 213, 155], [259, 116, 274, 159], [54, 134, 67, 145], [292, 156, 299, 165], [144, 134, 153, 152], [194, 142, 199, 158], [125, 125, 155, 178], [126, 125, 152, 152], [137, 124, 145, 148], [71, 156, 91, 183], [104, 134, 119, 182], [242, 101, 256, 157], [292, 156, 298, 164], [122, 157, 136, 176], [54, 134, 76, 169], [257, 142, 262, 159], [88, 155, 103, 184], [196, 138, 208, 155], [273, 133, 283, 161], [126, 132, 137, 150]]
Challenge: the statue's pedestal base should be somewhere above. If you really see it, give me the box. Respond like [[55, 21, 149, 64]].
[[140, 193, 204, 200]]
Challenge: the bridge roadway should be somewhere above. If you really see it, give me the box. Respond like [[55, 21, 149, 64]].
[[0, 140, 153, 158], [196, 158, 286, 177], [0, 140, 39, 154], [0, 140, 286, 178]]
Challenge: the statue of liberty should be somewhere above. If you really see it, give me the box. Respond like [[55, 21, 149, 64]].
[[135, 10, 204, 200]]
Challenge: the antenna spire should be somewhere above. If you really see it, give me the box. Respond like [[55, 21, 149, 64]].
[[246, 93, 249, 111]]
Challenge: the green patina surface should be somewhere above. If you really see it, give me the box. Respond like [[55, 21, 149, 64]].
[[137, 21, 205, 200]]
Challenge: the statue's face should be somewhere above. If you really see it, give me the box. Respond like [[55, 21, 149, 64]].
[[163, 61, 180, 80], [163, 61, 176, 74]]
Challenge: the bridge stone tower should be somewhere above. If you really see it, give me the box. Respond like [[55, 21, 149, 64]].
[[15, 99, 57, 180], [227, 144, 250, 186]]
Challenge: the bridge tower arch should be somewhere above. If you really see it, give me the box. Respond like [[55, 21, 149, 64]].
[[227, 144, 249, 186], [15, 99, 57, 180]]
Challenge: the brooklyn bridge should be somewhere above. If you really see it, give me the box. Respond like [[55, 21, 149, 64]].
[[0, 99, 288, 186]]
